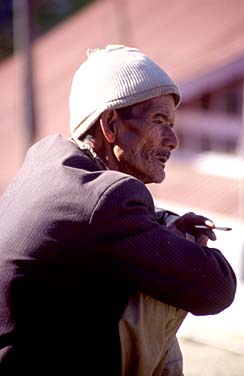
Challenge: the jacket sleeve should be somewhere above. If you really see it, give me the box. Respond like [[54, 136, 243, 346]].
[[89, 176, 237, 316], [154, 206, 180, 226]]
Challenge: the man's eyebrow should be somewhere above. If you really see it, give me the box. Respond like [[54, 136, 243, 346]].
[[153, 112, 171, 121]]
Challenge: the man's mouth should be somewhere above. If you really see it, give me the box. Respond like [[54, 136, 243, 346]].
[[156, 152, 170, 165]]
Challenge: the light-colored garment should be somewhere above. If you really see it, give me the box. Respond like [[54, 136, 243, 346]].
[[162, 336, 184, 376], [119, 292, 187, 376], [69, 44, 181, 139]]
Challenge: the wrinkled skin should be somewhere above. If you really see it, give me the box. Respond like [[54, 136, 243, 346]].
[[114, 95, 178, 184]]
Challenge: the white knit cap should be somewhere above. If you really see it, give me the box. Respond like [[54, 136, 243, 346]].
[[69, 44, 181, 139]]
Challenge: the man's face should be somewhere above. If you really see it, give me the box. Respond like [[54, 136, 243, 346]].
[[114, 95, 178, 184]]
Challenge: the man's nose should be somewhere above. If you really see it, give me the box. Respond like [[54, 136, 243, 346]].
[[164, 127, 179, 151]]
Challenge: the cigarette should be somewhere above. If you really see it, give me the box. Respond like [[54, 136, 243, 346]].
[[194, 225, 232, 231]]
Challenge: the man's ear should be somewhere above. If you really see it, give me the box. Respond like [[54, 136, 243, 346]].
[[99, 109, 119, 143]]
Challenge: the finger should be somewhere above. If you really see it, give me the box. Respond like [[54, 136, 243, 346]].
[[197, 228, 216, 241], [175, 213, 213, 229], [174, 213, 216, 239], [205, 219, 215, 228], [196, 234, 209, 246], [205, 229, 217, 241]]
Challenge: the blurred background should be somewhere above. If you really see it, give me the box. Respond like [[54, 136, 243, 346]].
[[0, 0, 244, 374]]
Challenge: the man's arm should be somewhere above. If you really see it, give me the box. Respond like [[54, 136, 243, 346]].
[[154, 206, 180, 226], [90, 177, 237, 315]]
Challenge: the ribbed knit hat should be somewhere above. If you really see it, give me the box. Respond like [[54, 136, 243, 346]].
[[69, 44, 181, 139]]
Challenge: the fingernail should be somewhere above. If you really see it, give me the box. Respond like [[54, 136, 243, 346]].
[[205, 219, 215, 228]]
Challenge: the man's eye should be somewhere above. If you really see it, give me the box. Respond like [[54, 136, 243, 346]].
[[153, 120, 162, 125]]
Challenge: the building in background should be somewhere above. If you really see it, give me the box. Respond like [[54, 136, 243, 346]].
[[0, 0, 94, 60], [177, 57, 244, 156]]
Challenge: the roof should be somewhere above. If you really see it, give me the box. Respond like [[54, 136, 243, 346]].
[[1, 0, 244, 218], [148, 158, 242, 221]]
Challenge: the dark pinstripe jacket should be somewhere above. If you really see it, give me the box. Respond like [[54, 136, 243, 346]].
[[0, 135, 236, 375]]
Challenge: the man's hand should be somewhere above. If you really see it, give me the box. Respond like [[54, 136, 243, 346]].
[[167, 212, 217, 246]]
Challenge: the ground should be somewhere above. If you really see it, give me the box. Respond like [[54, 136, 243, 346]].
[[179, 338, 244, 376]]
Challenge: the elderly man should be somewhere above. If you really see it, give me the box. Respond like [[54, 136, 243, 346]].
[[0, 45, 236, 375]]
